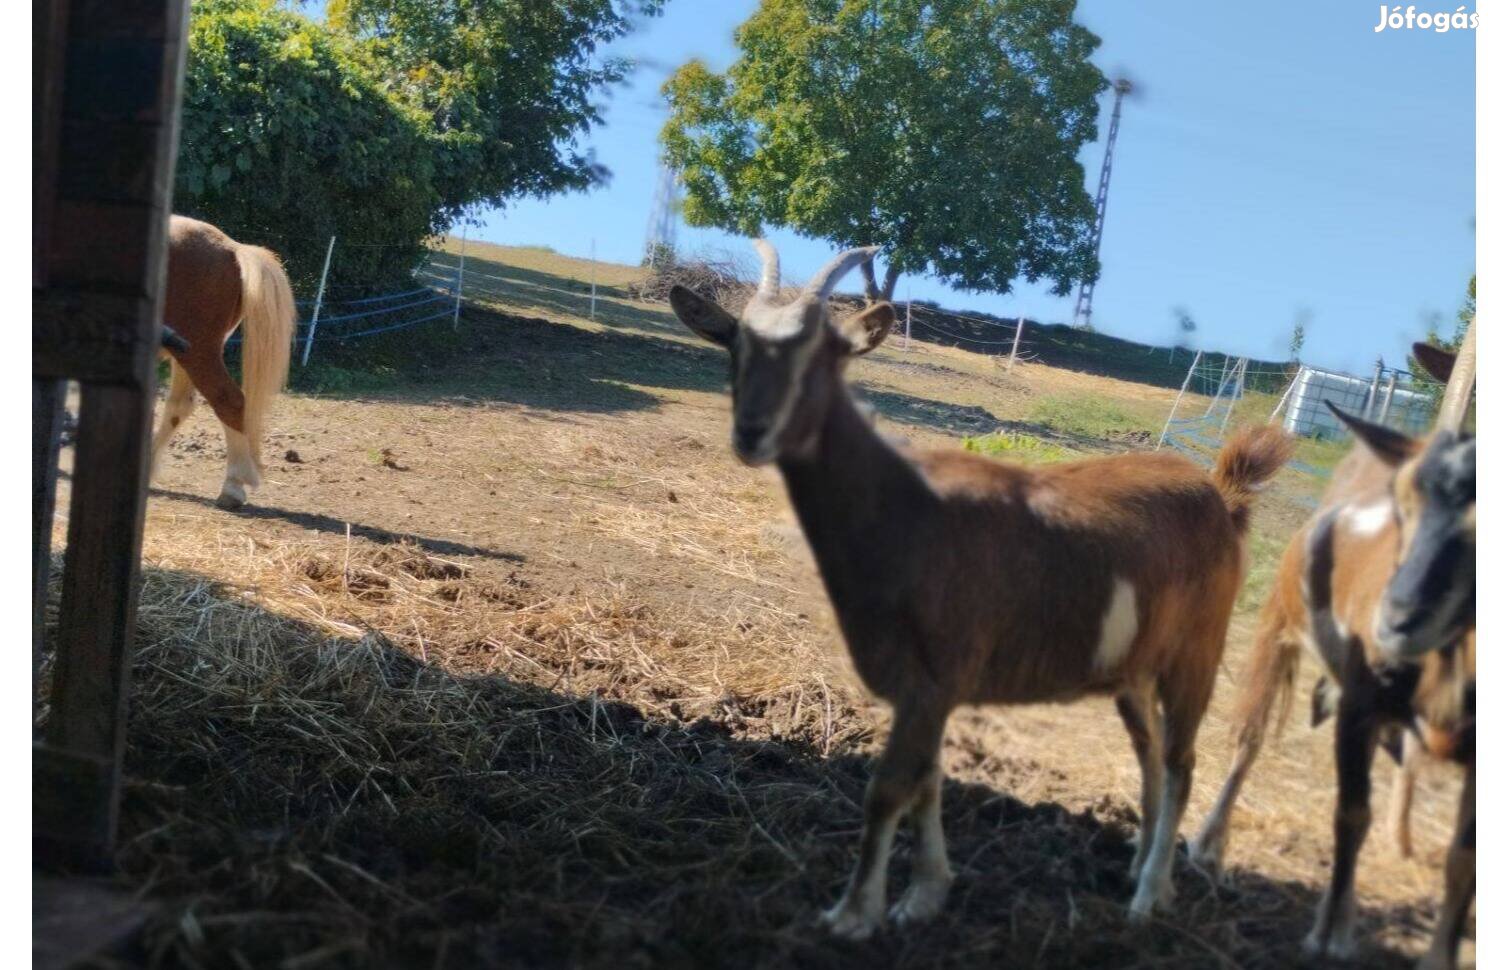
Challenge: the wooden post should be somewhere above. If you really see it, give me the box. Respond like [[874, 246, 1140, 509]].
[[1007, 317, 1025, 371], [298, 234, 336, 366], [1436, 316, 1476, 431], [902, 285, 913, 350], [589, 238, 597, 321], [1219, 358, 1247, 431], [452, 226, 467, 330], [33, 0, 190, 869], [1156, 350, 1202, 450]]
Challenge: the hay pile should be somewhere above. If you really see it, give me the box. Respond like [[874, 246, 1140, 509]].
[[628, 254, 751, 309], [35, 525, 1427, 969]]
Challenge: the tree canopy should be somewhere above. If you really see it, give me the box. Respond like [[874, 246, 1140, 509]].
[[176, 0, 663, 289], [660, 0, 1107, 302]]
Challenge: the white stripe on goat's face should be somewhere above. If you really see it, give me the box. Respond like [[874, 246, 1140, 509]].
[[730, 304, 827, 465], [1093, 578, 1139, 673]]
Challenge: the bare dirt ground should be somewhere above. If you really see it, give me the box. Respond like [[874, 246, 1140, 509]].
[[49, 243, 1469, 968]]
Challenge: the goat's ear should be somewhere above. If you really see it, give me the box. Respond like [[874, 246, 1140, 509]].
[[669, 285, 737, 346], [1411, 342, 1458, 384], [1325, 401, 1417, 467], [836, 302, 896, 355]]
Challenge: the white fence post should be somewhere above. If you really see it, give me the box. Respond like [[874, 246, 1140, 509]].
[[1219, 358, 1247, 431], [1156, 350, 1202, 450], [589, 238, 597, 321], [452, 226, 467, 330], [1376, 371, 1398, 424], [299, 234, 337, 367], [901, 284, 913, 350], [1269, 368, 1303, 425], [1007, 317, 1025, 371]]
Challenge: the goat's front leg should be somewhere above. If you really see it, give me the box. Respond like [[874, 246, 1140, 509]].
[[1418, 764, 1474, 970], [1304, 697, 1378, 960], [823, 700, 950, 940]]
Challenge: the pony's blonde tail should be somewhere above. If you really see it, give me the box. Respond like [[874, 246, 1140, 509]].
[[235, 245, 295, 472]]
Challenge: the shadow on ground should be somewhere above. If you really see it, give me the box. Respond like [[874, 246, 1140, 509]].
[[421, 255, 681, 337], [40, 563, 1429, 970], [148, 487, 525, 563], [296, 302, 726, 416]]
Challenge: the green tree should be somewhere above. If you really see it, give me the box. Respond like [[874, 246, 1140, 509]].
[[176, 0, 443, 288], [1288, 308, 1310, 363], [660, 0, 1107, 302], [328, 0, 667, 217]]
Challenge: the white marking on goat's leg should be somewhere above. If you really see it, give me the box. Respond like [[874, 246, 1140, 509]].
[[1387, 730, 1422, 859], [1093, 579, 1139, 673], [150, 360, 196, 481], [1129, 761, 1191, 919], [217, 426, 259, 511], [1115, 681, 1163, 881], [823, 702, 948, 941], [888, 764, 952, 928]]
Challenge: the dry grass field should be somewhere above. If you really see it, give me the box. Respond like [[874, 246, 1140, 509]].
[[42, 242, 1469, 968]]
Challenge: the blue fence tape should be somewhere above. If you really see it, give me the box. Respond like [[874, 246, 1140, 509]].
[[296, 285, 432, 309], [313, 292, 446, 325]]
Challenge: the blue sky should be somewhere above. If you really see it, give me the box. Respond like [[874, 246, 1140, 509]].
[[473, 1, 1474, 375]]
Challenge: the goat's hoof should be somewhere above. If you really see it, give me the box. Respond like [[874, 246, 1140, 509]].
[[821, 901, 881, 941], [215, 484, 247, 511], [1303, 929, 1356, 962], [888, 877, 951, 928]]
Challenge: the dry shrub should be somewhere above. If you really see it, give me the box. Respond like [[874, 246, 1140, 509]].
[[628, 251, 752, 311]]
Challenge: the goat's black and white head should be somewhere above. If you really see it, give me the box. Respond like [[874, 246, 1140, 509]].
[[668, 240, 895, 466], [1330, 403, 1476, 660]]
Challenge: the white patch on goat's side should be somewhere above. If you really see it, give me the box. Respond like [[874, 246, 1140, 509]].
[[1093, 578, 1139, 673], [1339, 499, 1391, 537]]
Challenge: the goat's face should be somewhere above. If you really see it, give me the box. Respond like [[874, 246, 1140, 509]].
[[1329, 403, 1476, 660], [1378, 431, 1475, 659], [669, 243, 894, 466]]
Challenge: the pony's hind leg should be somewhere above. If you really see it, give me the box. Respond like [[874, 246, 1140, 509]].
[[151, 356, 197, 480], [191, 351, 257, 510]]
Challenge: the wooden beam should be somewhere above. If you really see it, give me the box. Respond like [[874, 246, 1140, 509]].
[[1436, 316, 1476, 433], [33, 288, 160, 386], [33, 380, 65, 690]]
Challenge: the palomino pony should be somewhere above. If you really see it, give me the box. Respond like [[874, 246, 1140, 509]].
[[152, 215, 296, 509]]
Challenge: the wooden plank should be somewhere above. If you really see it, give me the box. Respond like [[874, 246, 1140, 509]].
[[58, 121, 172, 205], [64, 0, 180, 40], [32, 744, 116, 868], [33, 0, 70, 289], [33, 288, 158, 386], [33, 379, 66, 691], [45, 199, 168, 297], [48, 383, 156, 770], [62, 37, 172, 125]]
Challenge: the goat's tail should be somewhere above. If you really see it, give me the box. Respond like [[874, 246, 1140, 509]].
[[1233, 589, 1302, 750], [235, 244, 295, 472], [1212, 424, 1294, 533]]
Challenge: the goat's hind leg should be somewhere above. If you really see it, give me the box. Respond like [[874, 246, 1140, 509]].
[[1129, 672, 1207, 921], [887, 759, 952, 927], [1115, 678, 1163, 881], [823, 699, 950, 940], [1387, 728, 1423, 859]]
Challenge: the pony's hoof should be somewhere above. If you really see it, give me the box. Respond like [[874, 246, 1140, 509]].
[[215, 488, 247, 511]]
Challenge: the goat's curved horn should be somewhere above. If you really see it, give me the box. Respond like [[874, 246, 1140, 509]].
[[752, 238, 780, 299], [801, 246, 881, 300]]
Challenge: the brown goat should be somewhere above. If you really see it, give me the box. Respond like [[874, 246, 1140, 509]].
[[668, 242, 1292, 937], [1193, 385, 1475, 967]]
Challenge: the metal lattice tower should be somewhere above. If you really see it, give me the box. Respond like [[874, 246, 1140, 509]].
[[1072, 77, 1133, 331], [642, 162, 680, 266]]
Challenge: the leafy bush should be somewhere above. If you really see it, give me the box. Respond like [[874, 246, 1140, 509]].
[[176, 0, 444, 290]]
